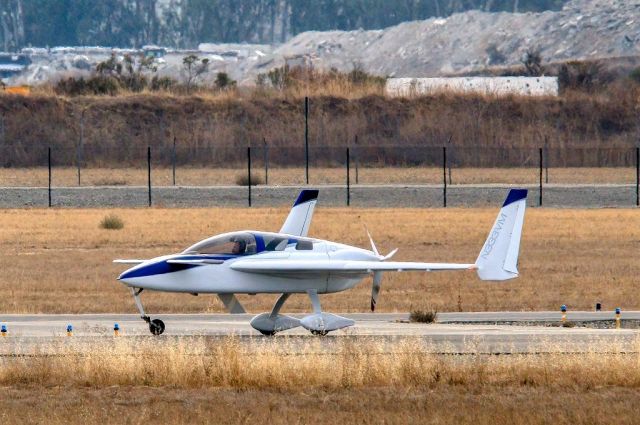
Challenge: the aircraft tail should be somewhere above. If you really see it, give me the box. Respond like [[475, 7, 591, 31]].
[[475, 189, 527, 281], [279, 190, 319, 237]]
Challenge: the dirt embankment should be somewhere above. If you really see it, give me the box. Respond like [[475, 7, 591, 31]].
[[0, 88, 638, 167]]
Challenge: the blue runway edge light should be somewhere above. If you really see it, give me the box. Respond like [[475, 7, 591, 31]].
[[66, 324, 73, 332], [114, 323, 120, 331], [1, 324, 6, 333], [615, 308, 621, 314], [560, 304, 567, 313]]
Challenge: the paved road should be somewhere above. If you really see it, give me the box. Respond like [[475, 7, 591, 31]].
[[1, 312, 638, 354], [1, 183, 638, 208]]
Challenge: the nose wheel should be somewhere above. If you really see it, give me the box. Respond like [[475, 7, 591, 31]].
[[149, 318, 165, 335], [131, 288, 166, 336]]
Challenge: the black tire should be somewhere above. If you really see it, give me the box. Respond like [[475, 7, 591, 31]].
[[149, 319, 165, 336], [310, 330, 328, 336], [258, 330, 276, 336]]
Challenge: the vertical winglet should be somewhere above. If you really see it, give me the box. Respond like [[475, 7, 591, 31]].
[[293, 190, 319, 206], [476, 189, 528, 281], [280, 190, 319, 237]]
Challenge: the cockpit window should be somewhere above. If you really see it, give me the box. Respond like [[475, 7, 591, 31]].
[[295, 240, 314, 250], [183, 233, 257, 255], [261, 235, 288, 251]]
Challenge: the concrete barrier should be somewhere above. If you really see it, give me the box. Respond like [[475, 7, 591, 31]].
[[386, 76, 558, 97]]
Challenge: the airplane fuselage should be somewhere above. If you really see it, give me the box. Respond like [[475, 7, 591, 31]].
[[118, 230, 376, 295], [114, 188, 527, 336]]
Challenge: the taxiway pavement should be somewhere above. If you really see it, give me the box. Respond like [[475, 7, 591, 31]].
[[0, 312, 638, 354]]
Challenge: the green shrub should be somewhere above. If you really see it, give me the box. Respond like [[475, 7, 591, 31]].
[[100, 214, 124, 230], [55, 76, 120, 96], [409, 308, 438, 323], [235, 173, 265, 186], [215, 72, 236, 89], [629, 67, 640, 84]]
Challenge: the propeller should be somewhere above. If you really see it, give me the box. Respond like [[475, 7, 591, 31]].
[[365, 226, 380, 257], [364, 226, 398, 311]]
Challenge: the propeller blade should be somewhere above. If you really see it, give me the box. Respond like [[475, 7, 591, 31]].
[[364, 225, 380, 257], [371, 271, 383, 311], [382, 248, 398, 261]]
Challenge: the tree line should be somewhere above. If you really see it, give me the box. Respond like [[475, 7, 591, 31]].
[[1, 0, 566, 51]]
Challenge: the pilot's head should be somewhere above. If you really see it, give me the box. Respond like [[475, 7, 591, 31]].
[[231, 239, 246, 254]]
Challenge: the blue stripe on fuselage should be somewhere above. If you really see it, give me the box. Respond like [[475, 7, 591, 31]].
[[119, 255, 235, 280]]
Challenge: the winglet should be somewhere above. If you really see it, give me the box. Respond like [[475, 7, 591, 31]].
[[502, 188, 528, 207], [280, 190, 319, 237], [293, 190, 319, 206], [475, 189, 527, 281]]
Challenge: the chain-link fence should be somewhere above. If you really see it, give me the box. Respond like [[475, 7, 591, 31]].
[[0, 144, 638, 208]]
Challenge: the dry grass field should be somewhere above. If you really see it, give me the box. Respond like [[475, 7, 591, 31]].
[[4, 386, 639, 424], [0, 166, 637, 187], [0, 207, 638, 314], [2, 337, 640, 424], [2, 207, 639, 424]]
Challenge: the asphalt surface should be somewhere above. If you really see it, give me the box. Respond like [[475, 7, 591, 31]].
[[1, 312, 638, 354], [1, 183, 638, 208]]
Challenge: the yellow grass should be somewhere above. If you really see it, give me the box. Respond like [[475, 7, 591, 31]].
[[2, 337, 639, 389], [0, 207, 638, 314], [2, 337, 640, 424], [0, 166, 637, 186]]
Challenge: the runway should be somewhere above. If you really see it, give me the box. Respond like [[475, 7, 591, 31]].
[[1, 312, 638, 354]]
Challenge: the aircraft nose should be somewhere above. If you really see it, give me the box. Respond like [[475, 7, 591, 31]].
[[118, 268, 135, 284], [118, 259, 173, 282]]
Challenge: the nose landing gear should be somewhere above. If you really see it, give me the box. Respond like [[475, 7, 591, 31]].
[[131, 288, 165, 336]]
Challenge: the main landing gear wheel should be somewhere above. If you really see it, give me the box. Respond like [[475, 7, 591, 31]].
[[310, 330, 328, 336], [149, 319, 165, 336]]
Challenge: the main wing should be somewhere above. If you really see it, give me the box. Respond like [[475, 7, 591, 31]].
[[230, 259, 475, 274], [113, 259, 146, 264]]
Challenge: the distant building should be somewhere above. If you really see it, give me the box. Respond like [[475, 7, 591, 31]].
[[386, 77, 559, 97], [0, 54, 30, 80], [142, 45, 166, 59]]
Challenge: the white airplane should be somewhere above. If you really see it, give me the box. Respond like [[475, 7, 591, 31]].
[[115, 188, 527, 336]]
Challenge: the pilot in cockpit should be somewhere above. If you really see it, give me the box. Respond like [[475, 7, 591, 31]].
[[231, 239, 247, 255]]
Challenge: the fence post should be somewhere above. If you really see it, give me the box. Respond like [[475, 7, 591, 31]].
[[247, 147, 252, 207], [447, 135, 452, 185], [539, 147, 543, 207], [636, 146, 639, 207], [304, 96, 309, 185], [172, 137, 176, 186], [263, 138, 268, 185], [443, 146, 447, 208], [147, 146, 152, 207], [346, 147, 350, 206], [48, 146, 52, 208], [0, 113, 4, 146], [354, 135, 359, 184], [77, 110, 84, 186]]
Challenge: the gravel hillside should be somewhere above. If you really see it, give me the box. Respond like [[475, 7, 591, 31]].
[[253, 0, 640, 79], [8, 0, 640, 86]]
